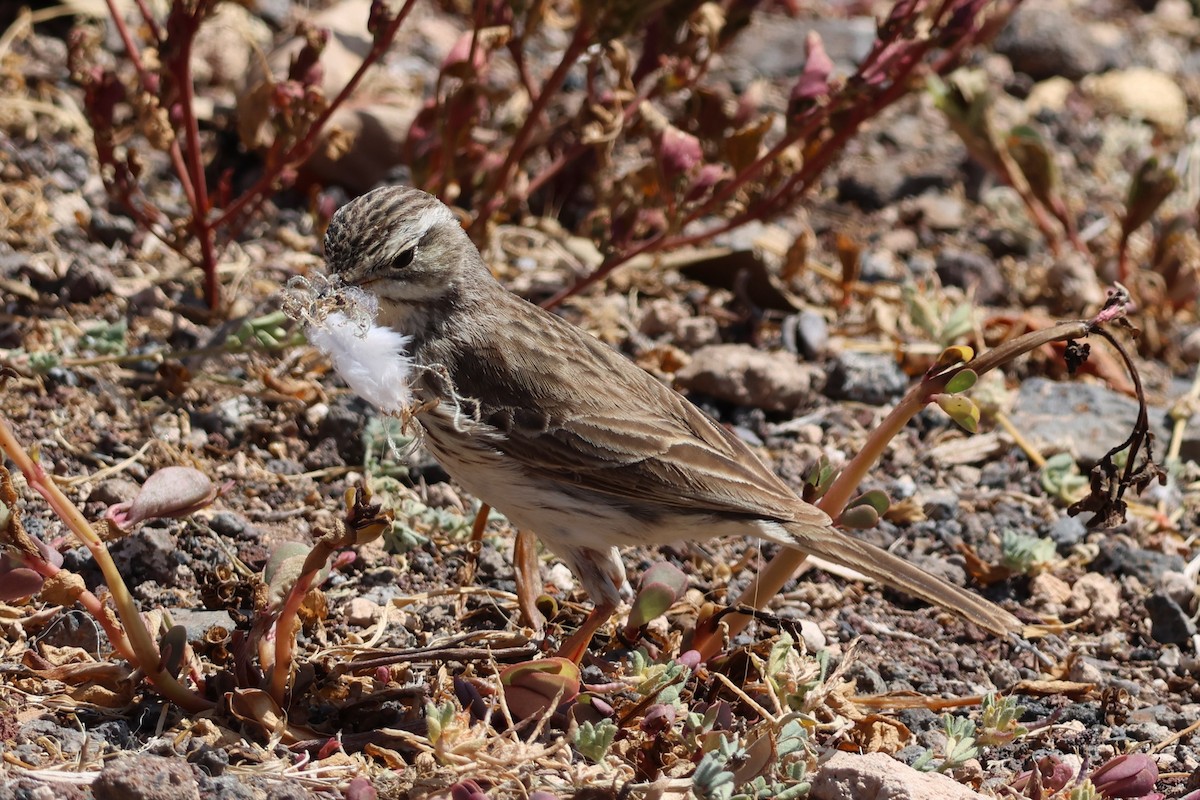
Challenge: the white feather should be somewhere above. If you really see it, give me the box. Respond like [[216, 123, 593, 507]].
[[307, 312, 413, 415]]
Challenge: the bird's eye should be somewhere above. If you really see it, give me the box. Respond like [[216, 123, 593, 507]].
[[392, 247, 417, 270]]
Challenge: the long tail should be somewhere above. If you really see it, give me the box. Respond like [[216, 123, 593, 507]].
[[775, 520, 1023, 636]]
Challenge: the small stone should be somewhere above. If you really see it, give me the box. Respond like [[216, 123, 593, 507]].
[[859, 249, 906, 283], [1009, 378, 1172, 465], [93, 755, 201, 800], [1068, 572, 1121, 625], [346, 597, 382, 627], [799, 620, 826, 652], [1085, 67, 1189, 136], [1159, 571, 1197, 609], [911, 193, 966, 231], [639, 298, 688, 338], [811, 751, 989, 800], [1145, 592, 1196, 645], [1025, 76, 1075, 115], [935, 247, 1006, 305], [1068, 658, 1105, 685], [165, 609, 235, 642], [792, 310, 829, 360], [825, 352, 907, 405], [1047, 516, 1087, 548], [674, 316, 720, 349], [1098, 541, 1186, 585], [1029, 572, 1072, 611], [87, 477, 140, 507], [675, 344, 819, 413], [1042, 251, 1104, 315], [995, 4, 1109, 80]]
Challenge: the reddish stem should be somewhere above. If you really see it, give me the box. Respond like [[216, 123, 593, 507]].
[[468, 21, 592, 236]]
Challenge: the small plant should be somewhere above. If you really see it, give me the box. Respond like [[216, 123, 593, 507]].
[[573, 718, 618, 763], [977, 693, 1028, 746], [1000, 530, 1058, 575], [912, 714, 980, 773]]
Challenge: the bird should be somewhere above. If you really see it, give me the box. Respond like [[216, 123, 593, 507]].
[[320, 185, 1022, 658]]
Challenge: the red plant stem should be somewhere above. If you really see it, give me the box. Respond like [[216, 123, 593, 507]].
[[102, 0, 199, 224], [211, 0, 419, 231], [130, 0, 163, 45], [469, 21, 592, 237], [170, 2, 220, 309], [267, 537, 343, 703], [21, 557, 137, 663], [544, 2, 1019, 310], [0, 416, 213, 712]]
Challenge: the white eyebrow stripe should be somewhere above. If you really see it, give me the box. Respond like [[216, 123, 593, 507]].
[[381, 201, 456, 256]]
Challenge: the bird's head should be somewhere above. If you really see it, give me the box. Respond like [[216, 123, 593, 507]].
[[323, 185, 479, 305]]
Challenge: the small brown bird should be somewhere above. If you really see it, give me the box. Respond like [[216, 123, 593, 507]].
[[322, 185, 1021, 656]]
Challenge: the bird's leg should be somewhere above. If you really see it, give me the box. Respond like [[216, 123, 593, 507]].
[[555, 602, 616, 663]]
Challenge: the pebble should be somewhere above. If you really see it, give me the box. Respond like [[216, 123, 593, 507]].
[[995, 3, 1110, 80], [675, 344, 819, 413], [811, 751, 989, 800], [1068, 572, 1121, 625], [346, 597, 383, 627], [1025, 76, 1075, 115], [1098, 540, 1186, 585], [1145, 592, 1196, 645], [825, 352, 907, 405], [1009, 378, 1173, 465], [92, 754, 201, 800], [1084, 67, 1189, 136], [910, 192, 966, 231], [1158, 570, 1197, 609], [1047, 516, 1087, 548], [791, 310, 829, 360], [1029, 572, 1072, 612], [934, 247, 1007, 305]]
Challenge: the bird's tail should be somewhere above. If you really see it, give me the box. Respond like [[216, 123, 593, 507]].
[[775, 520, 1023, 636]]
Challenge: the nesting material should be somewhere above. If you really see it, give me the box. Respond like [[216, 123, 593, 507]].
[[283, 274, 414, 416]]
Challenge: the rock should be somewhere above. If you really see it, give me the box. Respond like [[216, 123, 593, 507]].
[[1145, 592, 1196, 645], [87, 477, 141, 507], [935, 247, 1006, 305], [1084, 68, 1189, 137], [791, 310, 829, 360], [1025, 76, 1075, 115], [859, 249, 906, 283], [726, 16, 877, 76], [1096, 541, 1186, 585], [825, 352, 907, 405], [1068, 572, 1121, 625], [995, 3, 1109, 80], [1041, 251, 1104, 315], [1008, 377, 1172, 465], [799, 619, 826, 652], [811, 751, 989, 800], [675, 344, 819, 413], [910, 193, 966, 231], [61, 260, 115, 302], [165, 609, 235, 642], [1047, 516, 1087, 548], [109, 528, 182, 587], [93, 755, 201, 800], [346, 597, 382, 627], [838, 161, 907, 210], [1029, 572, 1072, 612], [1159, 570, 1197, 610]]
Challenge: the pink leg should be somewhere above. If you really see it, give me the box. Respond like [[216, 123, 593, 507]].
[[555, 602, 616, 663]]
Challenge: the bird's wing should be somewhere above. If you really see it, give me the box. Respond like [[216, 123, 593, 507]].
[[444, 297, 830, 529]]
